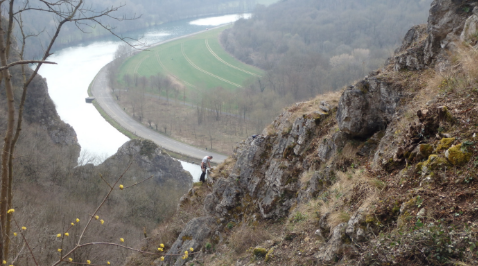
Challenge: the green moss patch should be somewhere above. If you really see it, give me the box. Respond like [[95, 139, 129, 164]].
[[446, 143, 472, 166]]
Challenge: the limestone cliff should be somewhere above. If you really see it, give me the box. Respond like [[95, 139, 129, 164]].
[[130, 1, 478, 265]]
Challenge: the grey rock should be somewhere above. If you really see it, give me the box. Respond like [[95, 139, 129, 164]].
[[345, 210, 366, 242], [102, 139, 192, 188], [461, 14, 478, 44], [317, 132, 347, 162], [393, 24, 428, 71], [159, 217, 217, 266], [417, 208, 426, 218], [317, 223, 347, 262], [336, 78, 402, 138]]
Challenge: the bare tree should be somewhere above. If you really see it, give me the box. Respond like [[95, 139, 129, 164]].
[[0, 0, 138, 262]]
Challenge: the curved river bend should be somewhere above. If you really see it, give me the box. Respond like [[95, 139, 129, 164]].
[[38, 14, 250, 181]]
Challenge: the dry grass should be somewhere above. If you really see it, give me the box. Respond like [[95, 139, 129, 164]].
[[228, 224, 271, 254], [288, 90, 342, 122], [300, 170, 315, 184], [328, 211, 351, 228], [317, 169, 380, 229]]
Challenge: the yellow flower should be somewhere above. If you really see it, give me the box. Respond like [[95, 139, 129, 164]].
[[57, 233, 61, 238], [184, 251, 188, 255], [2, 260, 6, 264], [157, 248, 163, 252], [107, 262, 110, 265], [58, 249, 62, 252], [190, 247, 194, 252], [71, 223, 75, 226], [76, 218, 80, 223], [160, 243, 164, 248], [7, 209, 14, 214], [68, 258, 72, 262], [21, 227, 26, 231], [87, 260, 91, 264], [65, 233, 69, 237], [120, 238, 124, 243], [13, 233, 17, 237], [160, 257, 164, 261], [100, 219, 105, 225], [95, 215, 99, 220], [119, 184, 124, 190]]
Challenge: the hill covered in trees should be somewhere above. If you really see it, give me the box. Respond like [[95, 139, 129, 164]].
[[221, 0, 433, 100], [19, 0, 260, 58]]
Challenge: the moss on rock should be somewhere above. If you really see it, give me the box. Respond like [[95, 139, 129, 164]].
[[446, 143, 472, 166], [419, 144, 434, 158], [436, 138, 455, 151], [253, 247, 268, 257]]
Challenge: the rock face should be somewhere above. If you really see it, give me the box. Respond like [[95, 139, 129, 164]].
[[102, 139, 192, 187], [160, 217, 217, 266], [336, 77, 402, 138], [155, 2, 478, 265], [393, 0, 478, 71]]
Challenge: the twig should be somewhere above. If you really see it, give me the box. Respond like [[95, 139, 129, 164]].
[[124, 176, 153, 189], [0, 60, 56, 71], [98, 174, 112, 189], [12, 217, 39, 266]]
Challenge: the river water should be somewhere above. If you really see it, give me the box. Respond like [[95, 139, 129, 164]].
[[38, 14, 251, 181]]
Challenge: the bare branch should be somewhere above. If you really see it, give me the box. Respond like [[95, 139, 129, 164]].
[[0, 60, 56, 71]]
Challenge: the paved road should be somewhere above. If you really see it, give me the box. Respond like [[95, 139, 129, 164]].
[[90, 65, 227, 163]]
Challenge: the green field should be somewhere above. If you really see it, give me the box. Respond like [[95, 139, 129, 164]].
[[117, 26, 263, 93]]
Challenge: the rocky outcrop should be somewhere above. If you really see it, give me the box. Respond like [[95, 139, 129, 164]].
[[336, 77, 402, 138], [393, 0, 478, 71], [159, 217, 217, 266], [102, 139, 192, 187]]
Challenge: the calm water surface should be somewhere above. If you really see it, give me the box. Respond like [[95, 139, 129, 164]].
[[38, 14, 250, 181]]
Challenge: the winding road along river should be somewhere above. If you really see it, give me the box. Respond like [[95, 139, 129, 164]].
[[38, 14, 249, 180]]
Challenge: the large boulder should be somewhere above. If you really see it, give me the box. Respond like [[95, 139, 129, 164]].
[[336, 77, 402, 138]]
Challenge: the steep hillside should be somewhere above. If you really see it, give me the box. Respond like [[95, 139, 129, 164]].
[[1, 51, 193, 264], [127, 0, 478, 265]]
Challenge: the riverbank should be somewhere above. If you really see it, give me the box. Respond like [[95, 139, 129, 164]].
[[89, 60, 227, 163]]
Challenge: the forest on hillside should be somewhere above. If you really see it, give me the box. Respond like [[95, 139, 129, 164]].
[[106, 0, 434, 154], [18, 0, 257, 58], [218, 0, 433, 125]]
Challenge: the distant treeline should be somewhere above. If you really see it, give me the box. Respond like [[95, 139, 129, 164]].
[[17, 0, 257, 59], [221, 0, 433, 107]]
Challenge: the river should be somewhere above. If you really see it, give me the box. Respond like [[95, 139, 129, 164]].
[[38, 14, 251, 181]]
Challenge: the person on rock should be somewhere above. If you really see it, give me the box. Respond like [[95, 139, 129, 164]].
[[200, 155, 213, 183]]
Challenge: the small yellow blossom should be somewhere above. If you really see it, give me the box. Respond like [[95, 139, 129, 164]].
[[57, 233, 61, 238], [2, 260, 6, 264], [184, 251, 188, 255], [76, 218, 80, 223], [71, 223, 75, 226], [21, 227, 26, 231], [160, 257, 164, 261], [58, 249, 62, 252], [190, 247, 194, 252], [119, 184, 124, 190], [120, 238, 124, 242], [100, 219, 105, 225], [160, 243, 164, 248], [107, 262, 110, 265], [7, 209, 14, 214], [13, 233, 17, 237], [95, 215, 99, 220], [157, 248, 163, 252], [9, 265, 12, 266], [65, 233, 69, 237], [87, 260, 91, 264], [68, 258, 72, 262]]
